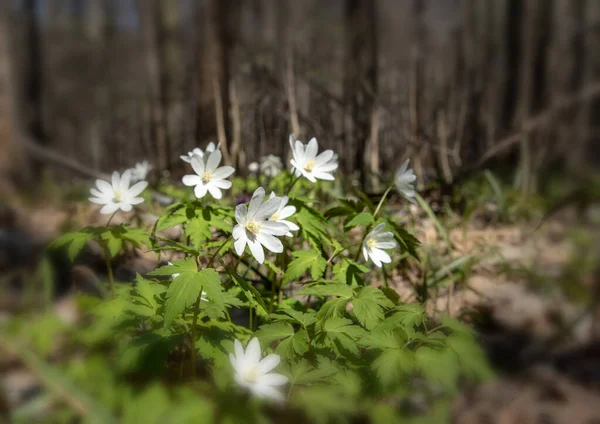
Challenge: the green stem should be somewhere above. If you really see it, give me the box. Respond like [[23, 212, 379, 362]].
[[285, 175, 302, 196], [190, 236, 231, 378], [373, 184, 394, 219], [382, 264, 389, 288], [102, 243, 115, 298], [249, 306, 253, 330], [105, 210, 118, 228]]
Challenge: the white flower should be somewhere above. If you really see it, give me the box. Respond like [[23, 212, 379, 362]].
[[180, 142, 220, 163], [289, 135, 338, 182], [268, 192, 298, 237], [229, 337, 288, 402], [260, 155, 282, 177], [169, 262, 207, 302], [395, 159, 417, 203], [182, 150, 235, 199], [233, 188, 289, 264], [362, 223, 397, 268], [248, 161, 260, 173], [89, 170, 148, 214], [129, 160, 151, 182]]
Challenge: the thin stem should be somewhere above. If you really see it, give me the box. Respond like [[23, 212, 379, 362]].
[[381, 264, 389, 288], [190, 236, 231, 378], [269, 279, 276, 313], [102, 242, 115, 298], [285, 175, 302, 196], [249, 306, 253, 330], [373, 184, 394, 219], [106, 211, 118, 227]]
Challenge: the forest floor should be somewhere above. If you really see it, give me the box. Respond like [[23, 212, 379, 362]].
[[1, 194, 599, 423]]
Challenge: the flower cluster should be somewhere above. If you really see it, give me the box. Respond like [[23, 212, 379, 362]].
[[86, 135, 421, 403]]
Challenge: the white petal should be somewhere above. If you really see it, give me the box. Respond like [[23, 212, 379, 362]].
[[120, 170, 132, 190], [234, 339, 245, 362], [95, 179, 113, 194], [258, 373, 288, 386], [208, 185, 222, 199], [370, 248, 391, 266], [180, 155, 191, 163], [182, 175, 202, 186], [371, 223, 386, 234], [315, 149, 334, 165], [127, 181, 148, 197], [247, 188, 266, 219], [244, 338, 261, 366], [100, 203, 119, 215], [205, 150, 222, 172], [129, 197, 145, 205], [212, 179, 232, 189], [363, 245, 369, 262], [279, 220, 299, 231], [305, 137, 318, 160], [248, 239, 265, 263], [191, 156, 205, 175], [277, 205, 296, 220], [232, 224, 244, 240], [250, 384, 285, 401], [376, 241, 397, 249], [313, 172, 334, 181], [260, 221, 290, 236], [111, 171, 120, 189], [235, 204, 247, 225], [234, 235, 247, 256], [256, 233, 283, 253], [89, 197, 108, 205], [254, 198, 281, 221], [120, 203, 133, 212], [211, 166, 235, 179], [194, 184, 208, 198], [315, 162, 338, 173], [257, 354, 281, 375], [89, 188, 104, 198]]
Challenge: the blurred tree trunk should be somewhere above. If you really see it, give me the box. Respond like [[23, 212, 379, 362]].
[[409, 0, 425, 189], [141, 0, 171, 172], [20, 0, 46, 175], [344, 0, 378, 190], [207, 0, 235, 166], [0, 1, 32, 193]]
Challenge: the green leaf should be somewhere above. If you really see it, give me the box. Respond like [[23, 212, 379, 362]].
[[228, 272, 268, 314], [255, 321, 295, 345], [163, 268, 222, 326], [322, 317, 364, 338], [135, 274, 164, 310], [352, 287, 394, 329], [283, 249, 326, 285], [372, 348, 413, 388], [101, 231, 123, 258], [52, 231, 94, 262], [315, 297, 350, 320], [148, 258, 197, 276], [385, 217, 420, 260], [345, 212, 374, 228], [415, 346, 459, 390], [155, 204, 190, 233], [359, 330, 403, 350], [185, 215, 212, 249], [332, 258, 369, 286], [298, 282, 353, 298], [275, 329, 309, 358]]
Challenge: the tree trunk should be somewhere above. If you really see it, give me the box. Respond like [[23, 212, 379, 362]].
[[344, 0, 378, 190]]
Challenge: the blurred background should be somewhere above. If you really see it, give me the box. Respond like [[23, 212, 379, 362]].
[[1, 1, 600, 422], [1, 0, 599, 193]]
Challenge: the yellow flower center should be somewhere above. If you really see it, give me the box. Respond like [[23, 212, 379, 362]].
[[367, 238, 377, 248], [202, 172, 212, 183], [246, 221, 261, 234], [270, 212, 280, 221], [243, 365, 260, 383], [304, 160, 316, 172], [113, 190, 123, 202]]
